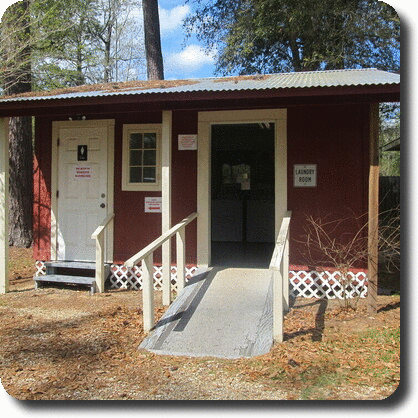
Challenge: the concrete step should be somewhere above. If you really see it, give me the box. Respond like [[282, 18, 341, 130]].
[[34, 274, 97, 294], [45, 261, 97, 277], [45, 261, 97, 271], [36, 261, 111, 294]]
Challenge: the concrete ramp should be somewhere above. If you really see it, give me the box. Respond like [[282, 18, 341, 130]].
[[140, 267, 273, 359]]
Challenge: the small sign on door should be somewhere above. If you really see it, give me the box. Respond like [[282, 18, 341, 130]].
[[74, 166, 92, 179], [78, 145, 88, 161]]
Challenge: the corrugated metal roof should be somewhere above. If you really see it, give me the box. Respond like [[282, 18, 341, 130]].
[[0, 68, 399, 103]]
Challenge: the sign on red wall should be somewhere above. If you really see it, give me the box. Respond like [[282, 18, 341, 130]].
[[145, 197, 162, 213]]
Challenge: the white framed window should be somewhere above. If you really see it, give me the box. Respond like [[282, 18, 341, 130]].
[[122, 124, 162, 191]]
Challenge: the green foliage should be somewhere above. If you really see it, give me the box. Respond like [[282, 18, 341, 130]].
[[30, 0, 96, 88], [0, 0, 32, 94], [1, 0, 145, 93], [185, 0, 400, 75], [379, 104, 400, 176]]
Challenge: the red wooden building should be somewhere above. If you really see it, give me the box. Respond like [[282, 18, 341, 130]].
[[0, 69, 400, 300]]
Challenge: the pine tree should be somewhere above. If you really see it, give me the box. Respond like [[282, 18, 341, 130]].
[[142, 0, 164, 80], [1, 0, 33, 247]]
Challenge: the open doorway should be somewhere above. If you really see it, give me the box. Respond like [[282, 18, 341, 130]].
[[211, 123, 275, 267]]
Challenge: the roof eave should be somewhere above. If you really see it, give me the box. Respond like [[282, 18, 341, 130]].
[[0, 84, 400, 118]]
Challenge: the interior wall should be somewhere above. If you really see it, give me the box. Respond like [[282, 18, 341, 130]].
[[211, 123, 275, 244]]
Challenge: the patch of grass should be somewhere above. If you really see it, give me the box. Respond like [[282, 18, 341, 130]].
[[300, 370, 346, 400], [236, 325, 400, 400]]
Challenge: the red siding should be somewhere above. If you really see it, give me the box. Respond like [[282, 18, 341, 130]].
[[171, 110, 198, 264], [113, 112, 163, 263], [287, 104, 369, 268], [33, 103, 370, 269], [113, 110, 199, 264]]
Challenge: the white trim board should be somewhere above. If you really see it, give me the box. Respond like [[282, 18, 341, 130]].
[[196, 109, 287, 268], [0, 118, 9, 293]]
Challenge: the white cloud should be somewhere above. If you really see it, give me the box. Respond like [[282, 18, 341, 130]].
[[0, 0, 14, 17], [167, 44, 216, 72], [159, 5, 190, 33]]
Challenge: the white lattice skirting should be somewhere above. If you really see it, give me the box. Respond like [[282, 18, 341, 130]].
[[35, 261, 367, 299], [289, 270, 368, 299], [35, 261, 198, 292], [108, 264, 198, 291]]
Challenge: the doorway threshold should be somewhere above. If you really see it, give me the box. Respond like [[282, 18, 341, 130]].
[[211, 242, 274, 269]]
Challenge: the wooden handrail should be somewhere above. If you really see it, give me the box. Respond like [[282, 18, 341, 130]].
[[124, 211, 198, 333], [91, 213, 115, 240], [269, 211, 292, 343], [124, 212, 198, 267]]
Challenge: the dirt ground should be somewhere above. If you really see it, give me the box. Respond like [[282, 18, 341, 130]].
[[0, 247, 401, 400]]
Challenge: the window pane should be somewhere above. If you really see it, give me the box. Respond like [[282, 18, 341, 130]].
[[130, 133, 142, 149], [143, 133, 156, 149], [143, 150, 156, 166], [130, 150, 142, 166], [130, 167, 142, 183], [143, 167, 156, 183]]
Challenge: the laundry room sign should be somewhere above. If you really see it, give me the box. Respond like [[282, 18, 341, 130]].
[[294, 164, 317, 187]]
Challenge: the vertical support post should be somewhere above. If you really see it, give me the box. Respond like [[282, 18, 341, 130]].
[[273, 268, 283, 343], [95, 235, 105, 293], [176, 228, 186, 293], [162, 111, 172, 305], [196, 118, 211, 269], [0, 118, 9, 294], [368, 103, 379, 315], [142, 254, 154, 333], [283, 232, 289, 312]]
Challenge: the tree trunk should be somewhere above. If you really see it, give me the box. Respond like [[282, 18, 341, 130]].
[[2, 0, 33, 247], [8, 117, 33, 248], [142, 0, 164, 80], [104, 38, 111, 83]]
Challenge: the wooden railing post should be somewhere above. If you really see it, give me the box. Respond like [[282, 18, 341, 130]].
[[91, 213, 114, 293], [95, 233, 105, 293], [273, 268, 284, 343], [176, 228, 186, 293], [283, 232, 289, 312], [270, 211, 291, 343], [142, 254, 154, 333]]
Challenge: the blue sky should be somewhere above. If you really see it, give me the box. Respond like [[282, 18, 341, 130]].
[[157, 0, 217, 80]]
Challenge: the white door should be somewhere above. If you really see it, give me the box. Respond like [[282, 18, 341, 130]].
[[56, 124, 108, 261]]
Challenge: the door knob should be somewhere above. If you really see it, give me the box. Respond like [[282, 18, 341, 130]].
[[100, 203, 106, 208]]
